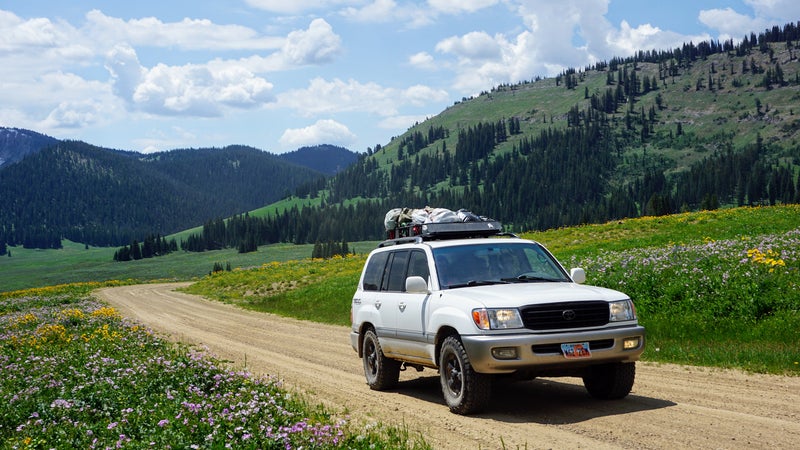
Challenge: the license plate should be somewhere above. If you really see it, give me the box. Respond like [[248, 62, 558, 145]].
[[561, 342, 591, 359]]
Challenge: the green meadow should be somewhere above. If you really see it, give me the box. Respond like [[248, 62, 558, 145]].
[[0, 239, 378, 293], [185, 205, 800, 375], [2, 205, 798, 448]]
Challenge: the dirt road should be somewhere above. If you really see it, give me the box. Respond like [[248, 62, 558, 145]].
[[96, 283, 800, 449]]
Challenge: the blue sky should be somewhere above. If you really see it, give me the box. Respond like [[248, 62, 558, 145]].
[[1, 0, 797, 154]]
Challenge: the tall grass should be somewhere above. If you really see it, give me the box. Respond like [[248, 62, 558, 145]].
[[565, 228, 800, 373], [0, 283, 429, 449], [187, 205, 800, 375]]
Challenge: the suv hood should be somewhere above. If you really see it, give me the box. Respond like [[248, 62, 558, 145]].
[[442, 282, 628, 307]]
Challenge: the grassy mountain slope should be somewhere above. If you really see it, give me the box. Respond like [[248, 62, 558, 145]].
[[381, 43, 800, 178], [299, 30, 800, 239]]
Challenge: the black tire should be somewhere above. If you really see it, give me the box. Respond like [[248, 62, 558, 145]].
[[582, 362, 636, 399], [439, 336, 491, 414], [362, 329, 400, 390]]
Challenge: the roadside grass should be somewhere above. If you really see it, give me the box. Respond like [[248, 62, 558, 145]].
[[187, 205, 800, 376], [186, 256, 365, 324], [0, 283, 430, 449]]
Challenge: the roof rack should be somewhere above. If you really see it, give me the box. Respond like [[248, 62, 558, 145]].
[[381, 220, 503, 247]]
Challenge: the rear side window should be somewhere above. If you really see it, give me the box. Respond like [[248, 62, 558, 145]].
[[385, 251, 410, 292], [362, 252, 389, 291]]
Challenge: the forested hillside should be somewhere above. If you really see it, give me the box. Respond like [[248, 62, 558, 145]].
[[0, 142, 325, 249], [186, 22, 800, 249], [278, 144, 359, 175]]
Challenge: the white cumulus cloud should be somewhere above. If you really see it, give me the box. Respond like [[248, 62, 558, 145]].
[[436, 31, 503, 61], [281, 18, 342, 65], [244, 0, 358, 14], [698, 8, 768, 40], [276, 77, 448, 117], [238, 19, 343, 72], [428, 0, 499, 14], [84, 10, 282, 51], [106, 45, 274, 117], [279, 119, 357, 148], [409, 51, 435, 69], [744, 0, 800, 21], [340, 0, 398, 22]]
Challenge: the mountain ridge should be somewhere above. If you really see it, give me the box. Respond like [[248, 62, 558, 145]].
[[0, 139, 356, 248], [0, 128, 59, 169]]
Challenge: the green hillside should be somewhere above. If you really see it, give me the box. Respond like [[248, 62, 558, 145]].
[[200, 25, 799, 248], [371, 37, 800, 204]]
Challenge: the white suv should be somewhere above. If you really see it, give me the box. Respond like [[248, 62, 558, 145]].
[[350, 222, 645, 414]]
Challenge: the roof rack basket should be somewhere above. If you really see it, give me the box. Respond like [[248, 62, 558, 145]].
[[386, 220, 502, 241]]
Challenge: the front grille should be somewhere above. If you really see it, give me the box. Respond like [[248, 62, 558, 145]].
[[520, 301, 609, 330]]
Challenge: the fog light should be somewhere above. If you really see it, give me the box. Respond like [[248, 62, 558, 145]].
[[623, 337, 640, 350], [491, 347, 519, 360]]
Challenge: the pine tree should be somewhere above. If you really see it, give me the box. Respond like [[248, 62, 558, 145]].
[[131, 240, 142, 260]]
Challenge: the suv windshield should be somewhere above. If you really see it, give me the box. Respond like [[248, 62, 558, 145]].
[[433, 242, 569, 289]]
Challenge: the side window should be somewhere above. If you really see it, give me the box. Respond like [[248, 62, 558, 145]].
[[362, 252, 389, 291], [385, 250, 410, 292], [407, 251, 430, 283]]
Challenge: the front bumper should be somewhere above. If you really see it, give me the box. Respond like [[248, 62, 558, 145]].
[[460, 325, 646, 374]]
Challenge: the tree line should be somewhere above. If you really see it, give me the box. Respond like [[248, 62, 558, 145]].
[[113, 234, 178, 261]]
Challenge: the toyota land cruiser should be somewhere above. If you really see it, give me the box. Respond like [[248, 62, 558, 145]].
[[350, 221, 645, 414]]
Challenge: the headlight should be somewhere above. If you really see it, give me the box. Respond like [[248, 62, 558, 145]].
[[609, 299, 636, 322], [472, 308, 524, 330]]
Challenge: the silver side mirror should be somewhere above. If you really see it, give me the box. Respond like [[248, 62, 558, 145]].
[[405, 276, 429, 294]]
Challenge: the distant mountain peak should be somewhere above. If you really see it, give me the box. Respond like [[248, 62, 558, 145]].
[[0, 127, 59, 169], [278, 144, 358, 175]]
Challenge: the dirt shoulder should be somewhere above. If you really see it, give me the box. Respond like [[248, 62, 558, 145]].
[[96, 283, 800, 449]]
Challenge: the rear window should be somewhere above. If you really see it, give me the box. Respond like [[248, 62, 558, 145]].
[[362, 252, 389, 291], [385, 251, 410, 291]]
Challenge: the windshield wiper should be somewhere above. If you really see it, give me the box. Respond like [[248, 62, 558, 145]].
[[448, 280, 510, 289], [501, 275, 559, 283]]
